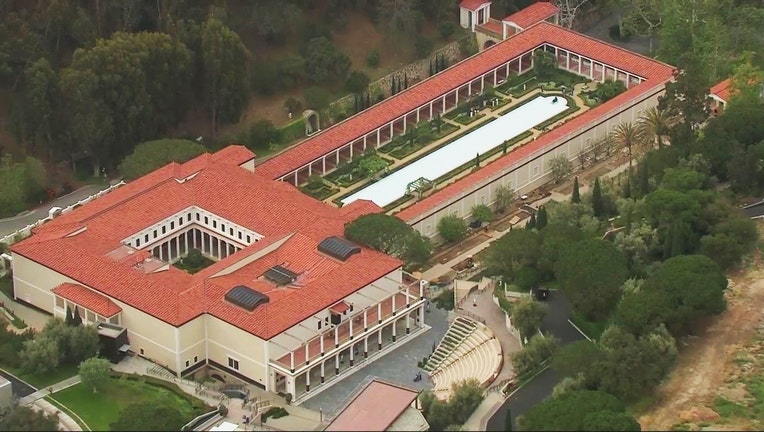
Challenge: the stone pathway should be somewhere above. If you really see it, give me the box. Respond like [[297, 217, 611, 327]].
[[32, 398, 83, 431], [18, 375, 81, 405]]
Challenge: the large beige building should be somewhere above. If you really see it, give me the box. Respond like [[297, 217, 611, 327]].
[[10, 146, 427, 401]]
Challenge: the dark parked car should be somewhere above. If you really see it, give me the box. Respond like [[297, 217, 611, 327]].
[[534, 287, 549, 301]]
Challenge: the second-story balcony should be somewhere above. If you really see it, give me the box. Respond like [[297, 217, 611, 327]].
[[271, 284, 424, 374]]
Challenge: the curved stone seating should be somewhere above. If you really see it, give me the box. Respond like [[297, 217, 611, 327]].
[[428, 318, 504, 400]]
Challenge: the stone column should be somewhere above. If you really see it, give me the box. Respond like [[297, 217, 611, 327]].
[[320, 361, 325, 383], [392, 319, 397, 343], [335, 354, 340, 375], [305, 344, 310, 366], [364, 337, 368, 359], [406, 312, 411, 335], [305, 369, 310, 392], [377, 303, 382, 324], [334, 326, 339, 348], [290, 351, 295, 373], [363, 308, 368, 332], [320, 334, 325, 357], [378, 328, 383, 351]]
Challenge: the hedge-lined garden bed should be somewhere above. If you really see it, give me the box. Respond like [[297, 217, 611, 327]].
[[533, 94, 580, 131], [324, 153, 393, 188]]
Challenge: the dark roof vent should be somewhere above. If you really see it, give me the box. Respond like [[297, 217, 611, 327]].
[[318, 236, 361, 261], [263, 265, 298, 286], [225, 285, 269, 311]]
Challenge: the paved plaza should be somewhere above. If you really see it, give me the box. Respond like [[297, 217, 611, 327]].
[[301, 305, 450, 419]]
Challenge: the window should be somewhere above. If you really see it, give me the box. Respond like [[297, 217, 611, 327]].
[[349, 304, 354, 312], [187, 214, 191, 222], [136, 239, 141, 247], [194, 355, 198, 363], [87, 310, 95, 322], [144, 234, 149, 242], [109, 315, 119, 324], [318, 321, 322, 330], [238, 232, 242, 240], [185, 360, 190, 368], [196, 213, 200, 221], [170, 222, 174, 230], [228, 357, 240, 371], [140, 348, 145, 355], [229, 228, 233, 236], [56, 297, 64, 308], [213, 221, 217, 229], [97, 315, 104, 322], [179, 217, 183, 225], [221, 223, 226, 232], [325, 317, 329, 324], [246, 235, 251, 243], [204, 216, 209, 224], [162, 226, 167, 234], [153, 230, 158, 238]]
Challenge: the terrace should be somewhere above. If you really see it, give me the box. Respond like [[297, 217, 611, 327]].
[[301, 67, 606, 213]]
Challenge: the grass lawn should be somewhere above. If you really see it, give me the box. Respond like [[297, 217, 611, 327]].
[[1, 363, 80, 389], [570, 311, 608, 341], [52, 377, 201, 432]]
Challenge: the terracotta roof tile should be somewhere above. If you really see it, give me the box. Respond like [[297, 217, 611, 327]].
[[257, 22, 674, 180], [52, 283, 122, 317], [710, 78, 732, 103], [459, 0, 490, 11], [502, 2, 559, 28], [13, 149, 401, 339]]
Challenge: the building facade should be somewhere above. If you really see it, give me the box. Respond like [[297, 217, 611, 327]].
[[10, 147, 426, 401]]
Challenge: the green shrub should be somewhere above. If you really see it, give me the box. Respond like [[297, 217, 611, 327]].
[[262, 407, 289, 422], [415, 37, 434, 59], [438, 22, 456, 40], [366, 49, 380, 68]]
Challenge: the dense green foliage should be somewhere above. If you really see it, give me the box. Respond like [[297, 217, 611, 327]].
[[0, 155, 50, 217], [20, 318, 99, 374], [118, 139, 206, 180], [518, 390, 640, 431], [0, 405, 59, 431], [420, 379, 484, 431], [437, 214, 469, 243], [344, 213, 433, 268]]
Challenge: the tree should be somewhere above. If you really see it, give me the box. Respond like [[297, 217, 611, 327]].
[[556, 0, 592, 29], [483, 229, 541, 281], [536, 206, 548, 230], [284, 97, 302, 115], [449, 379, 484, 425], [511, 334, 559, 374], [118, 139, 206, 180], [376, 0, 421, 41], [17, 58, 58, 158], [638, 106, 679, 149], [345, 70, 370, 94], [471, 204, 494, 224], [518, 390, 636, 431], [511, 297, 548, 340], [202, 16, 251, 140], [538, 223, 584, 280], [556, 239, 628, 321], [0, 404, 60, 431], [571, 177, 581, 203], [303, 36, 351, 85], [345, 213, 415, 258], [303, 86, 332, 111], [71, 307, 82, 326], [403, 232, 434, 268], [20, 334, 62, 374], [110, 400, 186, 431], [79, 357, 112, 393], [610, 122, 646, 173], [474, 152, 480, 168], [526, 213, 537, 230], [494, 184, 515, 213], [552, 340, 604, 387], [548, 154, 573, 184], [613, 287, 672, 336], [658, 52, 711, 142], [591, 177, 604, 218], [532, 50, 557, 80], [583, 410, 641, 431], [437, 214, 468, 243]]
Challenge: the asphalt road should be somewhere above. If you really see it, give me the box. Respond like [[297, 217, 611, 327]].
[[0, 185, 102, 238], [0, 369, 36, 399], [487, 291, 586, 430]]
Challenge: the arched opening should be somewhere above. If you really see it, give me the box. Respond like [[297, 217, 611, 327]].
[[483, 40, 497, 50]]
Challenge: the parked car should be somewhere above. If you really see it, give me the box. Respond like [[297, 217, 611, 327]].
[[534, 287, 550, 301]]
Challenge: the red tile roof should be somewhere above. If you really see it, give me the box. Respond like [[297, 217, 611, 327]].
[[257, 22, 674, 180], [710, 78, 732, 103], [326, 380, 419, 431], [502, 2, 559, 28], [52, 283, 122, 317], [459, 0, 491, 11], [13, 147, 401, 339]]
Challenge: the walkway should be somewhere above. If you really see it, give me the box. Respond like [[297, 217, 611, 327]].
[[18, 375, 81, 405], [0, 288, 52, 331], [32, 398, 84, 431], [0, 185, 103, 238]]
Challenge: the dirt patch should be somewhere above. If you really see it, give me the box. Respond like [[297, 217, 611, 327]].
[[638, 229, 764, 431], [432, 232, 493, 265]]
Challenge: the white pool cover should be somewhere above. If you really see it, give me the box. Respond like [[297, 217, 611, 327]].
[[341, 96, 569, 208]]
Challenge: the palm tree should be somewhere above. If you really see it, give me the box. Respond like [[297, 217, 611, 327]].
[[638, 106, 679, 149], [610, 122, 647, 173]]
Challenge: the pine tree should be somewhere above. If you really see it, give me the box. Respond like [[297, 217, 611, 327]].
[[526, 213, 537, 230], [475, 152, 480, 168], [623, 178, 631, 199], [65, 305, 74, 325], [404, 73, 408, 89], [435, 112, 442, 133], [354, 94, 360, 113], [430, 59, 434, 76], [71, 306, 82, 326], [502, 140, 508, 154], [366, 92, 371, 108], [391, 77, 395, 96], [640, 162, 650, 197], [441, 53, 448, 70], [592, 177, 604, 217], [571, 176, 581, 203], [536, 206, 548, 229]]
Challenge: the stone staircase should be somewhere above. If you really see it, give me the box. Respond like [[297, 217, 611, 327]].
[[424, 316, 478, 373]]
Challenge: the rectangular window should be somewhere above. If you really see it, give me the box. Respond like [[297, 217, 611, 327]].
[[162, 226, 167, 234], [153, 230, 158, 238], [194, 355, 198, 363], [317, 321, 322, 330], [246, 235, 251, 243], [170, 222, 174, 230], [86, 310, 95, 322], [144, 234, 149, 242], [221, 224, 226, 232], [238, 232, 242, 240], [213, 221, 217, 228], [96, 315, 104, 323], [140, 348, 145, 355], [109, 315, 119, 324], [187, 214, 191, 222], [228, 357, 239, 371], [185, 360, 190, 368], [229, 228, 233, 236], [55, 297, 64, 308], [136, 239, 141, 247], [204, 216, 209, 224], [196, 213, 200, 221], [179, 217, 183, 225]]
